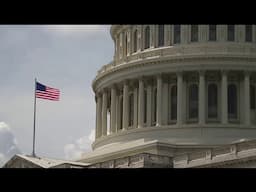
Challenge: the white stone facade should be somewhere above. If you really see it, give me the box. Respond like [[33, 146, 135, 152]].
[[82, 25, 256, 167]]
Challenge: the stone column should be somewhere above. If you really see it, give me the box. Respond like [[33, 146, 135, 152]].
[[137, 26, 142, 52], [130, 27, 134, 54], [151, 25, 156, 48], [115, 35, 119, 61], [181, 25, 188, 44], [199, 71, 206, 125], [95, 96, 98, 140], [218, 25, 226, 42], [253, 25, 256, 43], [138, 78, 144, 128], [126, 28, 131, 56], [123, 32, 127, 60], [146, 81, 152, 126], [119, 32, 123, 60], [110, 86, 117, 133], [199, 25, 208, 42], [115, 90, 121, 132], [177, 72, 183, 126], [133, 86, 138, 128], [122, 81, 129, 130], [156, 75, 162, 126], [221, 71, 228, 124], [236, 25, 244, 43], [96, 93, 102, 138], [244, 71, 251, 126], [102, 90, 108, 136]]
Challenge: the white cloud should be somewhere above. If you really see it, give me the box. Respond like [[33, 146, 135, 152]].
[[64, 144, 82, 160], [89, 129, 95, 142], [0, 153, 7, 167], [0, 122, 21, 167], [0, 122, 10, 131], [64, 129, 95, 161]]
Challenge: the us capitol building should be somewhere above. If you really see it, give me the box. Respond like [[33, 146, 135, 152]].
[[4, 25, 256, 168]]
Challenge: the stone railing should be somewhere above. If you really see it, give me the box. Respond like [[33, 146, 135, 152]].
[[88, 153, 172, 168], [97, 43, 256, 76], [173, 139, 256, 168]]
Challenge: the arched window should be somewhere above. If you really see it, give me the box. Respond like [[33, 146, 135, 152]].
[[208, 84, 218, 118], [250, 84, 255, 110], [227, 25, 235, 41], [245, 25, 252, 42], [170, 85, 177, 120], [189, 84, 199, 119], [128, 93, 134, 127], [133, 30, 137, 53], [209, 25, 216, 41], [228, 84, 237, 119], [174, 25, 181, 44], [145, 26, 150, 49], [144, 89, 147, 124], [158, 25, 164, 47], [191, 25, 198, 42]]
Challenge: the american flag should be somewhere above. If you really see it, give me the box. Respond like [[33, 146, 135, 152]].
[[36, 82, 60, 101]]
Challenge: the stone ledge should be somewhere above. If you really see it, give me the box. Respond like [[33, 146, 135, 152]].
[[88, 153, 173, 168], [173, 139, 256, 168]]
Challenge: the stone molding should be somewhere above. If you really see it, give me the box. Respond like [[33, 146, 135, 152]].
[[173, 139, 256, 168]]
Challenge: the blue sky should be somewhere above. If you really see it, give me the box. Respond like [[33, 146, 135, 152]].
[[0, 25, 114, 166]]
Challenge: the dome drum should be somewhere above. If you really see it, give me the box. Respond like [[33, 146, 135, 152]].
[[92, 25, 256, 153]]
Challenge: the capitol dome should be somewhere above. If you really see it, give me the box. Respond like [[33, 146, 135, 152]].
[[81, 25, 256, 164]]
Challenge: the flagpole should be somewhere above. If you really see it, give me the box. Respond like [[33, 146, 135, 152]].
[[32, 78, 37, 157]]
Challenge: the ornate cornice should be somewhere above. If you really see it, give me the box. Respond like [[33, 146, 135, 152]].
[[92, 54, 256, 92]]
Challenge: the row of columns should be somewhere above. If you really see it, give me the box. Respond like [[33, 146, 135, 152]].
[[115, 25, 256, 61], [95, 71, 252, 139]]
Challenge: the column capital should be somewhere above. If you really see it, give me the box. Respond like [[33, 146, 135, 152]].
[[176, 70, 184, 76], [199, 70, 206, 76], [243, 70, 251, 76], [156, 73, 163, 79], [102, 87, 109, 93], [138, 76, 145, 81], [221, 69, 229, 75], [95, 92, 102, 98], [129, 80, 138, 88], [123, 79, 129, 85], [110, 84, 118, 89], [144, 77, 154, 86]]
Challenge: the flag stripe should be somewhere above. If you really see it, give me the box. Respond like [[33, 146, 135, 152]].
[[36, 96, 59, 101], [36, 95, 59, 99], [36, 92, 59, 97], [36, 91, 59, 96], [35, 81, 60, 101], [36, 94, 59, 99]]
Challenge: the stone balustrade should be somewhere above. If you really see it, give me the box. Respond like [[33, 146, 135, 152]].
[[173, 139, 256, 168]]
